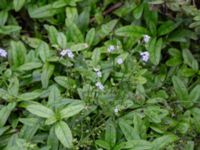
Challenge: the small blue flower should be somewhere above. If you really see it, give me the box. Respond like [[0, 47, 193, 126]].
[[140, 51, 150, 62], [0, 48, 7, 57], [143, 35, 151, 43], [117, 58, 123, 64], [60, 49, 74, 58], [95, 82, 104, 90], [107, 45, 115, 53]]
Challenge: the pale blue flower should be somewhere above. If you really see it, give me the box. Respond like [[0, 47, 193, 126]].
[[95, 82, 104, 90], [107, 45, 115, 53], [60, 49, 74, 58], [0, 48, 7, 57], [117, 58, 123, 64], [140, 51, 150, 62], [143, 35, 151, 43]]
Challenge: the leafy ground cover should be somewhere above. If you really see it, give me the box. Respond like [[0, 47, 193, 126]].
[[0, 0, 200, 149]]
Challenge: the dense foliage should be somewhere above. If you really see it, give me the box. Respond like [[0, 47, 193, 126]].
[[0, 0, 200, 149]]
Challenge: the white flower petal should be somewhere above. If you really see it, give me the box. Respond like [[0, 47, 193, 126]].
[[117, 58, 123, 64], [140, 51, 150, 62], [0, 48, 7, 57], [143, 35, 151, 43], [107, 45, 115, 53], [96, 71, 102, 78]]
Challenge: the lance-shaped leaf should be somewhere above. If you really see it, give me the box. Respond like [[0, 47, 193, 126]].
[[55, 121, 73, 148], [115, 25, 148, 37], [17, 90, 42, 101], [60, 102, 85, 119], [172, 76, 189, 102], [27, 103, 54, 118], [0, 103, 16, 127]]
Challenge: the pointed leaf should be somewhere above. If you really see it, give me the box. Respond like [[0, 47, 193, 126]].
[[115, 25, 148, 37], [60, 102, 85, 119], [27, 103, 54, 118], [152, 134, 178, 150], [55, 121, 73, 148], [0, 103, 16, 127]]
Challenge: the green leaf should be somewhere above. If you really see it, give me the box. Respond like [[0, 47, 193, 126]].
[[55, 121, 73, 148], [144, 106, 169, 123], [119, 119, 140, 140], [54, 76, 75, 89], [190, 108, 200, 133], [144, 4, 158, 35], [85, 28, 95, 46], [47, 127, 59, 150], [149, 38, 163, 65], [41, 63, 55, 89], [115, 25, 148, 37], [56, 32, 67, 49], [105, 121, 116, 147], [179, 66, 196, 77], [0, 103, 16, 127], [8, 41, 26, 68], [77, 7, 90, 32], [17, 90, 41, 101], [189, 85, 200, 103], [0, 25, 21, 35], [16, 62, 42, 71], [152, 134, 178, 150], [94, 20, 118, 45], [123, 140, 152, 150], [13, 0, 26, 11], [21, 36, 43, 48], [0, 126, 10, 136], [70, 43, 88, 52], [0, 88, 12, 100], [8, 76, 19, 97], [19, 118, 40, 141], [182, 49, 199, 71], [158, 20, 180, 36], [95, 140, 110, 150], [0, 10, 8, 26], [133, 3, 144, 19], [45, 115, 57, 125], [60, 102, 85, 119], [172, 76, 189, 102], [48, 85, 61, 106], [27, 103, 54, 118], [65, 19, 84, 43], [28, 4, 59, 19], [133, 114, 146, 139], [44, 25, 58, 45], [38, 42, 50, 63], [66, 7, 78, 22]]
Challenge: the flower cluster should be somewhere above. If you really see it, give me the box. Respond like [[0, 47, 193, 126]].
[[0, 48, 7, 58], [60, 49, 74, 58]]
